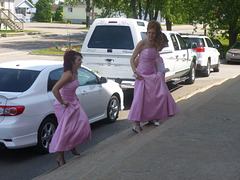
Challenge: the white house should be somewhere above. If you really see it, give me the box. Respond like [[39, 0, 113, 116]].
[[63, 3, 101, 24], [62, 3, 166, 25], [0, 0, 34, 31], [15, 0, 35, 22]]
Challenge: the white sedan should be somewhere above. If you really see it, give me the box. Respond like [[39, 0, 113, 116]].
[[0, 60, 124, 153]]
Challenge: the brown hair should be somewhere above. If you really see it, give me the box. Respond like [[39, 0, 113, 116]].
[[147, 20, 163, 50], [63, 50, 82, 73]]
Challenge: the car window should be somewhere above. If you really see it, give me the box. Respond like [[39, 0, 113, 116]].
[[78, 68, 99, 86], [184, 37, 205, 47], [162, 33, 169, 47], [88, 25, 134, 50], [176, 34, 187, 50], [205, 38, 214, 47], [48, 68, 63, 91], [170, 34, 179, 50], [182, 37, 192, 47], [232, 42, 240, 49], [141, 32, 147, 40], [0, 68, 40, 92]]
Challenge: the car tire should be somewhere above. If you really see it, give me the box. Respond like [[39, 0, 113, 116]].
[[186, 62, 196, 84], [203, 60, 210, 77], [213, 57, 220, 72], [37, 117, 57, 153], [105, 95, 120, 123]]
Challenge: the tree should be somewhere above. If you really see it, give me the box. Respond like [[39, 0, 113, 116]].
[[208, 0, 240, 47], [182, 0, 240, 47], [35, 0, 52, 22], [54, 2, 64, 21]]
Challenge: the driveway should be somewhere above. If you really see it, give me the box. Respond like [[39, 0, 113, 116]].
[[24, 22, 86, 35]]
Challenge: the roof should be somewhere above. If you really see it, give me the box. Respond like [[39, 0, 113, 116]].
[[0, 60, 62, 71], [14, 0, 35, 8]]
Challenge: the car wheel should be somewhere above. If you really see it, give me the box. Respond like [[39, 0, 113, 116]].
[[213, 57, 220, 72], [37, 117, 57, 153], [106, 95, 120, 123], [203, 60, 210, 77], [186, 62, 196, 84]]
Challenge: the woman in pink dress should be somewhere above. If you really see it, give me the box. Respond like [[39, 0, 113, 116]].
[[49, 50, 91, 166], [128, 20, 179, 133]]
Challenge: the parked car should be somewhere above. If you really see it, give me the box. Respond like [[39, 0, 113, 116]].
[[0, 60, 124, 153], [181, 34, 220, 77], [226, 41, 240, 63], [81, 18, 197, 88], [211, 38, 224, 59]]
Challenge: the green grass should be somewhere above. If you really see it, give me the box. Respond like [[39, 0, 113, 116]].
[[29, 45, 81, 56], [0, 30, 39, 33], [0, 30, 16, 33], [29, 49, 65, 56], [212, 34, 240, 54], [211, 35, 229, 55]]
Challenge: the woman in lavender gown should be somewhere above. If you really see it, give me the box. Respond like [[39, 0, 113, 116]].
[[49, 50, 91, 166], [128, 20, 179, 133]]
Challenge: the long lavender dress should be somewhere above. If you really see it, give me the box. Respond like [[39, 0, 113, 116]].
[[128, 48, 179, 122], [49, 79, 91, 153]]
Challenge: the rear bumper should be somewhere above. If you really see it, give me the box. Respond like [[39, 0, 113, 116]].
[[196, 64, 207, 72]]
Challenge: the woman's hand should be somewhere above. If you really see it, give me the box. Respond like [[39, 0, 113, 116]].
[[134, 72, 142, 80], [61, 102, 69, 107]]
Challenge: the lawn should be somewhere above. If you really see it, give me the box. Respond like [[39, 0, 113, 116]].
[[29, 45, 81, 56]]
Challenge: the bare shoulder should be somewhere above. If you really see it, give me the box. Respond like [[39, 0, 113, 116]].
[[136, 39, 147, 51], [62, 70, 73, 82]]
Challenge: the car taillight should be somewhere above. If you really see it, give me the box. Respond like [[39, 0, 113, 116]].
[[0, 106, 25, 116], [193, 47, 205, 52]]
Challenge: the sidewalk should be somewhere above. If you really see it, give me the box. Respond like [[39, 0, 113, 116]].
[[34, 74, 240, 180]]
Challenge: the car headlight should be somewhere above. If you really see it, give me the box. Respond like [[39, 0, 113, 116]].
[[226, 52, 232, 56]]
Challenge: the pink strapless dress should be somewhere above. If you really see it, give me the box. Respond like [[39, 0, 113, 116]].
[[49, 79, 91, 153], [128, 48, 179, 122]]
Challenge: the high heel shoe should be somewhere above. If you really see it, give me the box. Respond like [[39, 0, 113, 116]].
[[57, 158, 66, 166], [149, 120, 160, 126], [132, 126, 143, 133], [71, 148, 80, 156]]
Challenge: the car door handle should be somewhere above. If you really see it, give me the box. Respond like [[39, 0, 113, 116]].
[[105, 59, 114, 62], [82, 90, 87, 95], [176, 55, 179, 60]]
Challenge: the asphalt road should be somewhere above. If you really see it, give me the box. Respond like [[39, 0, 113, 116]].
[[0, 23, 239, 180]]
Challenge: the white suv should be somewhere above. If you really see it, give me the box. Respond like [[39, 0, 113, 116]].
[[182, 34, 220, 77], [81, 18, 197, 88]]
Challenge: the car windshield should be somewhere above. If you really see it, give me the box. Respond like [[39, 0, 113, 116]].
[[88, 25, 134, 50], [0, 68, 40, 92], [183, 37, 205, 47], [232, 42, 240, 49]]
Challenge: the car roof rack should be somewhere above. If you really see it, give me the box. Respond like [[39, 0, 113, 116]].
[[180, 33, 205, 36]]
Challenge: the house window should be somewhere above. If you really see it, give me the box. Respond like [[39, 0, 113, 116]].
[[68, 8, 73, 13]]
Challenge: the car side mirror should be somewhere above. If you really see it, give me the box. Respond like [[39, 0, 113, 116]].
[[214, 44, 220, 48], [100, 77, 107, 83], [191, 42, 197, 49]]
